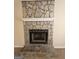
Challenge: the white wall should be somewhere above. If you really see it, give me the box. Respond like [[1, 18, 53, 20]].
[[53, 0, 65, 48], [14, 0, 25, 47], [14, 0, 65, 48]]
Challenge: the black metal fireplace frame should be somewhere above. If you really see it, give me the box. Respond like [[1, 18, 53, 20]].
[[29, 29, 48, 44]]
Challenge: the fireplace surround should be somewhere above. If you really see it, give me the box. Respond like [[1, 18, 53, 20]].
[[23, 18, 54, 48], [21, 18, 55, 59], [21, 0, 55, 59]]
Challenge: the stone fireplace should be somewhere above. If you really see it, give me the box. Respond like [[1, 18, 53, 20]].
[[21, 0, 55, 59], [21, 18, 55, 59], [23, 18, 54, 48]]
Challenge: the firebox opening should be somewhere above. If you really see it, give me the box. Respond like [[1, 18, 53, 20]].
[[29, 29, 48, 44]]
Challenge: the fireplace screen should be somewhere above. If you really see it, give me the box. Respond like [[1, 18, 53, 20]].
[[29, 29, 48, 44]]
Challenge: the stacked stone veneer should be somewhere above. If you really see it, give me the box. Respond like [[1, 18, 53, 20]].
[[23, 21, 54, 54], [21, 0, 55, 59], [22, 0, 54, 18]]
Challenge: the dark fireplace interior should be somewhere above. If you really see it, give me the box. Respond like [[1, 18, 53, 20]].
[[29, 29, 48, 44]]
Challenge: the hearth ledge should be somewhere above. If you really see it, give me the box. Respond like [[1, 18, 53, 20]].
[[22, 18, 54, 21]]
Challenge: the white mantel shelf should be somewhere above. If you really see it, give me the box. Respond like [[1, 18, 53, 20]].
[[22, 18, 54, 21], [21, 0, 53, 1]]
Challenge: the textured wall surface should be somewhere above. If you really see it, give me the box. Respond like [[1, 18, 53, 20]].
[[22, 0, 54, 18]]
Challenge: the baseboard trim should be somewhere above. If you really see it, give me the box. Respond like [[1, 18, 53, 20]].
[[54, 46, 65, 48], [14, 46, 24, 48]]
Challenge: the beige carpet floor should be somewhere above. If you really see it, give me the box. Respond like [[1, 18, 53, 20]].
[[14, 48, 65, 59]]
